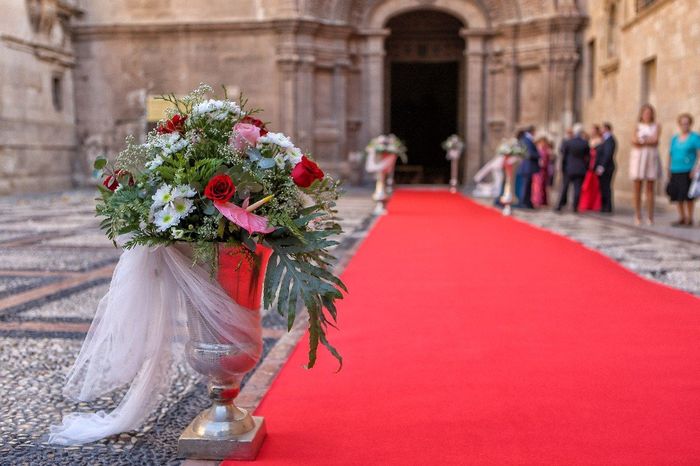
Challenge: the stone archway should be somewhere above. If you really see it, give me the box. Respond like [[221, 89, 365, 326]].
[[385, 10, 464, 184], [360, 0, 491, 184]]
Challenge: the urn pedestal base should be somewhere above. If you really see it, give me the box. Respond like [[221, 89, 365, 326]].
[[178, 415, 267, 460]]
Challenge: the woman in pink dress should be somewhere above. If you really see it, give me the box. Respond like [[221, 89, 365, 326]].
[[531, 134, 552, 207], [578, 125, 603, 212]]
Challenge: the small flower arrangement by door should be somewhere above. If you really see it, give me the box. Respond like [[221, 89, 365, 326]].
[[496, 138, 526, 158], [441, 134, 464, 161], [497, 138, 527, 215], [365, 133, 407, 174], [50, 85, 346, 457]]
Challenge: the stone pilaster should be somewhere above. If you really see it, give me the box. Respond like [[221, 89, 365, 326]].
[[359, 29, 389, 147], [461, 30, 487, 181], [273, 20, 318, 151]]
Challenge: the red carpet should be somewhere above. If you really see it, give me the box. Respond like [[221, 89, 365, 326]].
[[233, 190, 700, 465]]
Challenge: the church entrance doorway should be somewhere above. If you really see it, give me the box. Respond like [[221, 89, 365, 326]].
[[385, 10, 464, 185]]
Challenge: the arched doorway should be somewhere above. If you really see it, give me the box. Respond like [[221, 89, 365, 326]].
[[385, 10, 465, 184]]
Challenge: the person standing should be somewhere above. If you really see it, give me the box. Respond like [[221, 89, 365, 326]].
[[595, 122, 617, 213], [666, 113, 700, 226], [516, 125, 539, 209], [578, 125, 603, 212], [532, 133, 553, 207], [630, 104, 662, 225], [556, 123, 590, 212]]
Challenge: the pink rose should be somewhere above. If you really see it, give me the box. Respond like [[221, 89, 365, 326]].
[[231, 123, 261, 151]]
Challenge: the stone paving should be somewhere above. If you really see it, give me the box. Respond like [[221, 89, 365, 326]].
[[0, 188, 376, 466], [2, 188, 699, 465], [473, 196, 700, 296]]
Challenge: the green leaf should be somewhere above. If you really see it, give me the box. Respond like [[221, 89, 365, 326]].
[[263, 225, 347, 369], [93, 157, 107, 170]]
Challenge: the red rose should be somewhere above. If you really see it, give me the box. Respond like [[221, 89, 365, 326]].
[[102, 170, 133, 192], [204, 174, 236, 202], [240, 116, 268, 136], [291, 156, 324, 188], [103, 175, 119, 191], [157, 114, 188, 134]]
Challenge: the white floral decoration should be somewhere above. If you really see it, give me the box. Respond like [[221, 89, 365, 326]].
[[154, 208, 179, 232], [150, 183, 197, 231], [257, 131, 294, 150], [191, 99, 242, 121], [152, 133, 189, 156], [145, 155, 164, 170]]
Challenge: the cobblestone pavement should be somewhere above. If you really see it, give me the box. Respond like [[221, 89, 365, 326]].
[[473, 196, 700, 296], [2, 188, 698, 465], [0, 189, 375, 466]]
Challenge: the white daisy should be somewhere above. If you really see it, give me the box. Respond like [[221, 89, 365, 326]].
[[145, 155, 164, 170], [172, 184, 197, 199], [273, 153, 288, 169], [257, 131, 294, 149], [171, 197, 194, 218], [151, 184, 173, 209], [192, 99, 242, 120], [151, 133, 189, 156], [286, 146, 304, 165], [154, 208, 180, 232]]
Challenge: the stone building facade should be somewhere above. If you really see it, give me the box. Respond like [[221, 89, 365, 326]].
[[0, 0, 82, 193], [3, 0, 586, 193], [582, 0, 700, 192]]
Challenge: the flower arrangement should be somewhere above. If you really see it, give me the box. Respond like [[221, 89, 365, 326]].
[[94, 84, 346, 368], [496, 138, 527, 157], [441, 134, 464, 153], [365, 134, 407, 163], [441, 134, 464, 161]]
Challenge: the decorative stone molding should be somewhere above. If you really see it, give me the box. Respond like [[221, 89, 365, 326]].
[[26, 0, 80, 35]]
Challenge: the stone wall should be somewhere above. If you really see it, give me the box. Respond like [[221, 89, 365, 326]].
[[1, 0, 587, 193], [0, 0, 81, 194], [582, 0, 700, 192], [71, 24, 280, 183]]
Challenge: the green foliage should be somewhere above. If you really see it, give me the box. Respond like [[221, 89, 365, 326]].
[[263, 210, 346, 369]]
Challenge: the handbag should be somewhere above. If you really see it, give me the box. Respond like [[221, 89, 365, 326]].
[[689, 171, 700, 199]]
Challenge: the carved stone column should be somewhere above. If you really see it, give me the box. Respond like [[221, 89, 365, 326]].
[[333, 58, 351, 162], [461, 30, 486, 182], [295, 56, 315, 151], [359, 29, 389, 146], [274, 20, 317, 151]]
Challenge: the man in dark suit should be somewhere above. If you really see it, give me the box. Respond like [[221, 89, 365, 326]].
[[595, 122, 616, 213], [556, 123, 590, 213], [515, 125, 540, 209]]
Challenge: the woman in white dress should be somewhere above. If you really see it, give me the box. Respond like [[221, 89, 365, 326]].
[[630, 104, 662, 225]]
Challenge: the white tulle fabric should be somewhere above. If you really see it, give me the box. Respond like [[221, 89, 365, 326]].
[[48, 245, 262, 445]]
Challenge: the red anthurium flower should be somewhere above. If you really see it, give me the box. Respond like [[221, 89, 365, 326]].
[[157, 114, 188, 134], [291, 156, 324, 188], [214, 198, 275, 235], [204, 174, 236, 202], [240, 116, 268, 136], [102, 170, 133, 192]]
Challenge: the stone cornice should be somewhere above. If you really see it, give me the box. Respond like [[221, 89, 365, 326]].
[[0, 34, 75, 66], [73, 18, 354, 41], [498, 13, 587, 37], [72, 20, 277, 39]]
